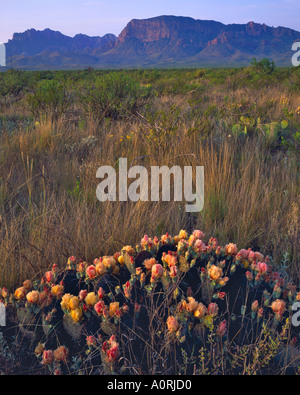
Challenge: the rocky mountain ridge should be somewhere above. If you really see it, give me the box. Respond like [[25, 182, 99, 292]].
[[4, 15, 300, 69]]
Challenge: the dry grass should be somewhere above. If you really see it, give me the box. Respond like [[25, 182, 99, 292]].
[[0, 68, 299, 289]]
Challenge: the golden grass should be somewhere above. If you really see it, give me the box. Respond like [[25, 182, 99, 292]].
[[0, 69, 299, 287], [0, 89, 299, 289]]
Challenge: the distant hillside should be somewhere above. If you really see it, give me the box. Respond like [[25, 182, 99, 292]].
[[4, 16, 300, 69]]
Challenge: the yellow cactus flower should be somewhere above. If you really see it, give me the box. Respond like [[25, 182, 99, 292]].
[[70, 307, 83, 323]]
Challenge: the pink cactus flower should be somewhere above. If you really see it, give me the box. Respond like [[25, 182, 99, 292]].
[[79, 289, 88, 301], [167, 316, 180, 333], [151, 263, 164, 279], [194, 239, 207, 253], [193, 230, 205, 240], [97, 287, 105, 299], [225, 243, 238, 256], [217, 320, 227, 337], [271, 299, 286, 315], [251, 300, 259, 312], [207, 303, 219, 317], [94, 300, 106, 316], [86, 336, 97, 347], [257, 262, 268, 275], [237, 249, 249, 260], [42, 350, 54, 365], [106, 343, 120, 363], [86, 265, 97, 279], [45, 271, 54, 283], [169, 265, 178, 278]]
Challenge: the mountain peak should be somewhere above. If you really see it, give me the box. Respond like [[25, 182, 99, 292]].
[[5, 16, 300, 69]]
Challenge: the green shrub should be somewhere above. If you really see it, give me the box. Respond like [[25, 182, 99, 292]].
[[78, 72, 152, 121], [27, 79, 70, 121], [250, 58, 276, 75], [0, 70, 26, 98]]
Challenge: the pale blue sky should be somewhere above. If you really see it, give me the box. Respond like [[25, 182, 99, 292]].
[[1, 0, 300, 43]]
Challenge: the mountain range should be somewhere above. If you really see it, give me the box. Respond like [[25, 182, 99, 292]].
[[3, 15, 300, 69]]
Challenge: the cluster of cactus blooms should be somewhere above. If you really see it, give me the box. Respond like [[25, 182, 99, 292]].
[[86, 333, 120, 363], [34, 344, 69, 375], [60, 287, 130, 324], [0, 229, 299, 374]]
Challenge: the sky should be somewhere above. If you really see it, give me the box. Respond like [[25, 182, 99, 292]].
[[1, 0, 300, 43]]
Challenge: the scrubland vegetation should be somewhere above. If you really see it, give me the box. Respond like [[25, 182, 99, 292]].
[[0, 62, 299, 374]]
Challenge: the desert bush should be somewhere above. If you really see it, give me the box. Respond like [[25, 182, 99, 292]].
[[27, 79, 71, 122], [0, 70, 31, 111], [250, 58, 276, 75], [77, 72, 152, 121]]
